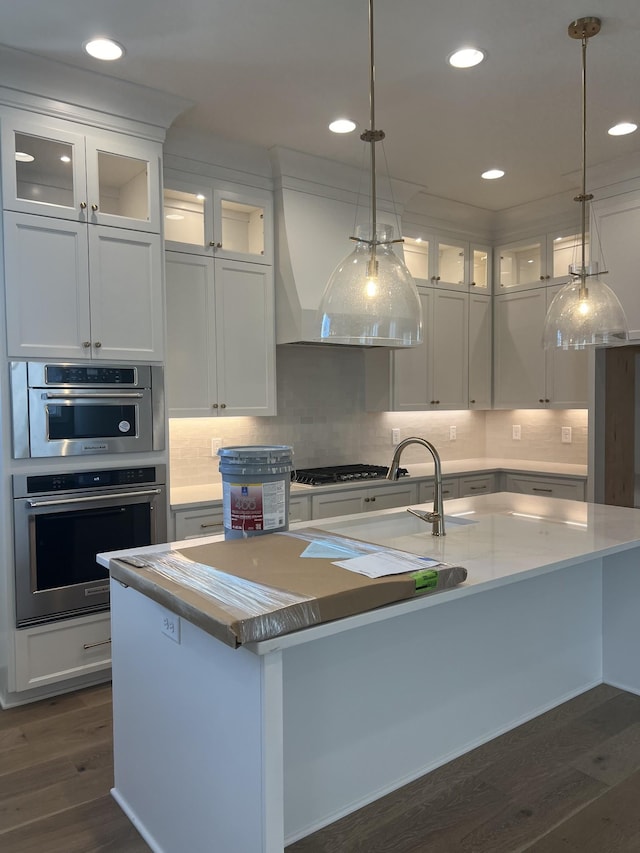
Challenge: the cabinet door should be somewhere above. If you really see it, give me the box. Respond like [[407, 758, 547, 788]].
[[468, 293, 492, 408], [163, 177, 214, 254], [311, 490, 366, 520], [504, 474, 585, 501], [496, 236, 547, 290], [1, 113, 88, 220], [544, 285, 588, 408], [174, 507, 224, 540], [4, 211, 91, 359], [432, 238, 467, 288], [592, 192, 640, 336], [391, 289, 433, 410], [213, 259, 276, 416], [419, 478, 460, 503], [88, 226, 164, 361], [289, 496, 311, 524], [165, 252, 217, 416], [431, 289, 468, 408], [493, 289, 547, 408], [459, 474, 496, 497], [85, 131, 162, 233], [212, 185, 273, 264], [470, 244, 491, 291], [365, 482, 418, 511]]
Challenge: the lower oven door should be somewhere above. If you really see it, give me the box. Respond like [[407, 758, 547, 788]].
[[14, 486, 167, 626]]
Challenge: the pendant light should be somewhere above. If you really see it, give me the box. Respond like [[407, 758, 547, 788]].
[[542, 17, 628, 350], [316, 0, 423, 347]]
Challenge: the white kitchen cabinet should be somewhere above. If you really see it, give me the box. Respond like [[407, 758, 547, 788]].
[[1, 109, 161, 232], [311, 481, 418, 520], [418, 477, 460, 503], [4, 211, 164, 361], [174, 506, 224, 541], [165, 251, 276, 417], [468, 292, 492, 408], [12, 612, 111, 693], [365, 287, 469, 411], [459, 473, 496, 497], [163, 172, 273, 264], [403, 233, 491, 292], [289, 495, 311, 524], [493, 286, 587, 409], [503, 473, 585, 501], [591, 190, 640, 336], [495, 230, 585, 291]]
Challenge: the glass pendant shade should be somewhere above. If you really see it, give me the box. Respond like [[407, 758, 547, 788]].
[[542, 266, 629, 350], [317, 224, 423, 346]]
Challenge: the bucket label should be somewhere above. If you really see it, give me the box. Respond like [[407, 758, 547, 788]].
[[223, 479, 287, 532]]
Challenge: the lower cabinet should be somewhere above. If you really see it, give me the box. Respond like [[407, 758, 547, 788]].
[[174, 506, 225, 540], [503, 473, 585, 501], [311, 482, 419, 520], [13, 612, 112, 692], [459, 473, 497, 497], [419, 477, 460, 503]]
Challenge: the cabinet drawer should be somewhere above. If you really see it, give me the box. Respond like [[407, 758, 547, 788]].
[[13, 613, 111, 692], [459, 474, 496, 497], [504, 475, 585, 501], [419, 477, 460, 503], [289, 495, 311, 523], [174, 507, 224, 540]]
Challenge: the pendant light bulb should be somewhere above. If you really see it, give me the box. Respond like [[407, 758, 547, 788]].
[[316, 0, 423, 347], [542, 18, 628, 350]]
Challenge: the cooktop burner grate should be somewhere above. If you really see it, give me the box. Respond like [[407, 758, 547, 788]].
[[293, 464, 408, 486]]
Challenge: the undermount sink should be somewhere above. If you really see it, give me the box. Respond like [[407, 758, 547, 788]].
[[317, 509, 477, 548]]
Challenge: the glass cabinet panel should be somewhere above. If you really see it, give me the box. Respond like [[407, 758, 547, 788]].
[[219, 198, 265, 257], [163, 189, 206, 246], [97, 152, 150, 221], [498, 239, 543, 287], [438, 242, 466, 284], [402, 237, 429, 280], [551, 232, 588, 278], [472, 248, 489, 288], [14, 132, 75, 208]]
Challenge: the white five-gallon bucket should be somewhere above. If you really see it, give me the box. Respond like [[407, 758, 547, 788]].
[[218, 445, 294, 539]]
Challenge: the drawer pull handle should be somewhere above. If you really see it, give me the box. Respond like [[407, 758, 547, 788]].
[[470, 485, 487, 490], [532, 487, 553, 493], [200, 522, 221, 529], [83, 638, 111, 650]]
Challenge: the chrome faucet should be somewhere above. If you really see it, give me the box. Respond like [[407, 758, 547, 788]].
[[387, 437, 445, 536]]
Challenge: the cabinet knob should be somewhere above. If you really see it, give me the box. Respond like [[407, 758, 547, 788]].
[[93, 341, 102, 348], [370, 496, 376, 502], [470, 399, 476, 404], [545, 275, 550, 280], [82, 341, 91, 348], [80, 202, 87, 210], [212, 403, 219, 409], [209, 241, 223, 249], [220, 403, 226, 409], [91, 204, 99, 212], [364, 497, 370, 503], [545, 398, 550, 403], [470, 281, 476, 286], [539, 398, 544, 403]]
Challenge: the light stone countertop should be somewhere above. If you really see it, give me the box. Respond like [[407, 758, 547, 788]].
[[170, 457, 588, 511]]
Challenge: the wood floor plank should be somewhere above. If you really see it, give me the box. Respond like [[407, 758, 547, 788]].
[[570, 719, 640, 787], [0, 692, 87, 731]]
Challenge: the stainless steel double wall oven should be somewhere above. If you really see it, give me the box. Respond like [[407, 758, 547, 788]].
[[10, 361, 167, 627]]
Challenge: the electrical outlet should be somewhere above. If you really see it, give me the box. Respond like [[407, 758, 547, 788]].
[[449, 425, 457, 441], [561, 426, 572, 444], [391, 428, 400, 444], [512, 424, 521, 440], [211, 437, 222, 456], [160, 611, 181, 644]]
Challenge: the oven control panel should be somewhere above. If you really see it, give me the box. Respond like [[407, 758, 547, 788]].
[[14, 466, 165, 497]]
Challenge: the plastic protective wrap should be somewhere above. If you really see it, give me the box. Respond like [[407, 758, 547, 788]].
[[118, 550, 321, 643]]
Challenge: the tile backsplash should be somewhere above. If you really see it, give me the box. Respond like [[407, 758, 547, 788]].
[[169, 346, 588, 487]]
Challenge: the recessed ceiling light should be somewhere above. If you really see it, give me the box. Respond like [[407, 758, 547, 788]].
[[329, 118, 357, 134], [166, 213, 185, 221], [15, 152, 34, 163], [481, 168, 505, 180], [448, 48, 486, 69], [608, 122, 637, 136], [84, 38, 125, 61]]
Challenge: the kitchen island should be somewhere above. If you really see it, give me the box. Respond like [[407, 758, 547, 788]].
[[99, 492, 640, 853]]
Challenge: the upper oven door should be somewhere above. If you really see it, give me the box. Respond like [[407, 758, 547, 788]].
[[27, 387, 154, 457]]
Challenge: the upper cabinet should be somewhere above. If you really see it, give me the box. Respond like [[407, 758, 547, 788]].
[[1, 111, 161, 233], [495, 230, 587, 291], [163, 173, 273, 264], [403, 234, 491, 291]]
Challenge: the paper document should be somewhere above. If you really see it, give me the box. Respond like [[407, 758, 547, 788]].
[[333, 551, 440, 579]]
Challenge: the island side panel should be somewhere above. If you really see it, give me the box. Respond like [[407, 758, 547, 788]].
[[281, 559, 603, 843], [602, 548, 640, 695], [109, 579, 284, 853]]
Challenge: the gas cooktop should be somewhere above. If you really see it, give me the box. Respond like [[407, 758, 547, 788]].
[[293, 464, 408, 486]]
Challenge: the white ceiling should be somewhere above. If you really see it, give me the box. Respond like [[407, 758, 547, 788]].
[[2, 0, 640, 211]]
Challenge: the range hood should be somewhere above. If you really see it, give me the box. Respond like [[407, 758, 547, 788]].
[[271, 147, 421, 346]]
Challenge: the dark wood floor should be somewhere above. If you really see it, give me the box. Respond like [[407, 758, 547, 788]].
[[2, 683, 640, 852]]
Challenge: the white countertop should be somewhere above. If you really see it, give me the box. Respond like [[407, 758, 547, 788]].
[[170, 457, 588, 510]]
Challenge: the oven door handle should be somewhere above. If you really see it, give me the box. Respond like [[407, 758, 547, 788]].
[[43, 391, 145, 399], [27, 488, 163, 507]]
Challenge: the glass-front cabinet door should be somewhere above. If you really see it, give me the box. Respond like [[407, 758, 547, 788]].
[[434, 239, 467, 287], [496, 236, 546, 289], [163, 176, 272, 264], [549, 230, 587, 285], [1, 112, 161, 232], [402, 236, 430, 282], [470, 245, 491, 290]]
